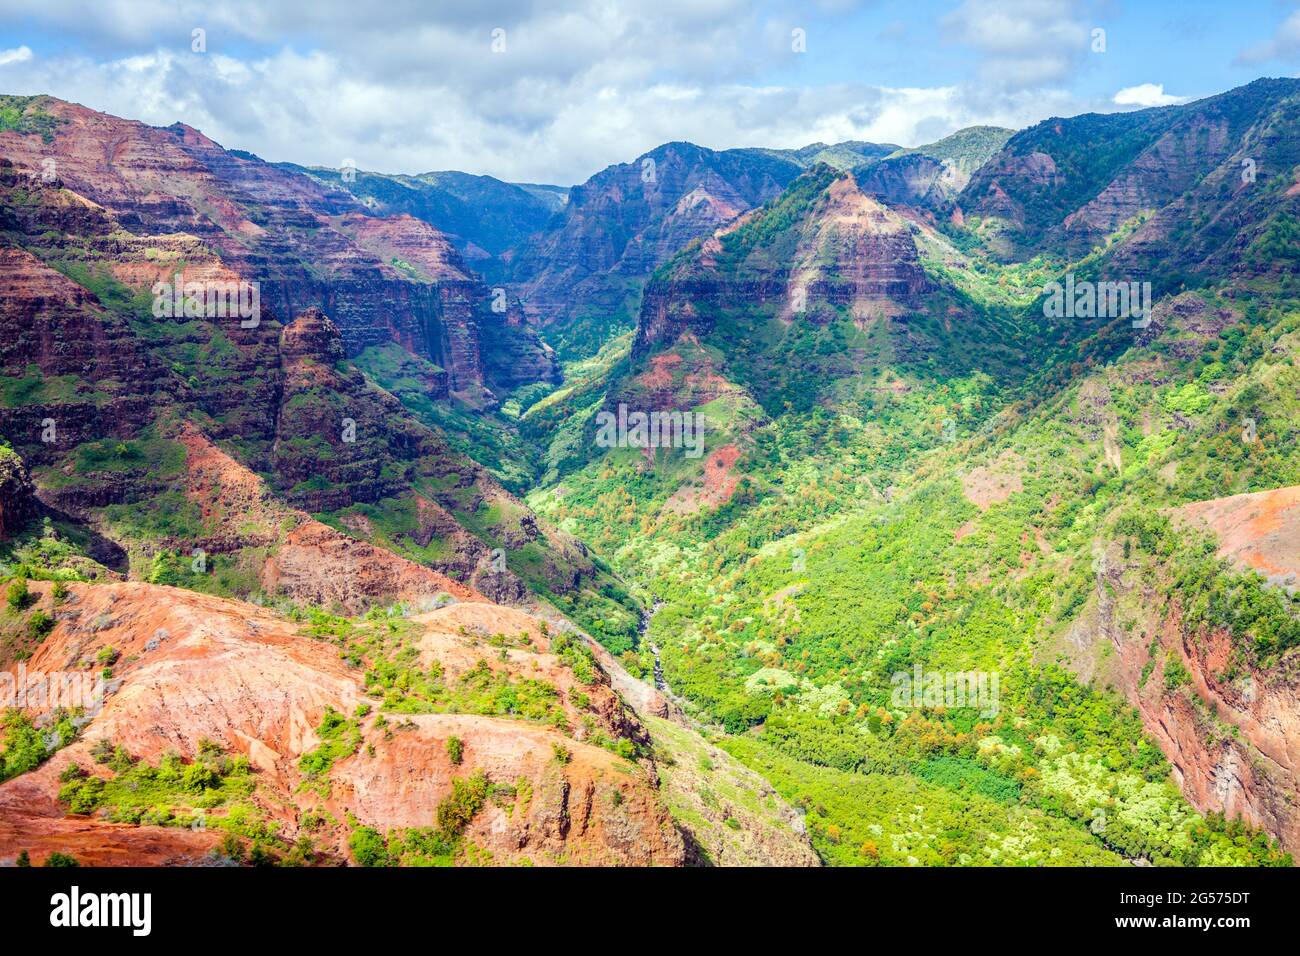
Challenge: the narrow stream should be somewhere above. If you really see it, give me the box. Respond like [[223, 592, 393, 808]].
[[640, 597, 669, 693]]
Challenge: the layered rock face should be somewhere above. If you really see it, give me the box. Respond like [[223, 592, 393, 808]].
[[0, 96, 555, 402], [957, 77, 1300, 264], [260, 309, 587, 603], [271, 307, 478, 509], [0, 97, 594, 616], [279, 163, 564, 273], [1091, 589, 1300, 856], [634, 171, 933, 361], [510, 142, 802, 350], [1126, 621, 1300, 855], [857, 153, 958, 210], [1060, 486, 1300, 855], [795, 175, 935, 302], [0, 242, 174, 468], [479, 299, 561, 392], [1057, 116, 1236, 241], [171, 423, 484, 612], [959, 148, 1064, 229]]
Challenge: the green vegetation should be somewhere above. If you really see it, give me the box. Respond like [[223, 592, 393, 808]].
[[526, 182, 1300, 866], [0, 95, 64, 142], [5, 78, 1300, 871], [298, 707, 362, 780], [0, 709, 79, 783], [5, 578, 31, 610], [353, 343, 537, 492], [349, 769, 491, 866], [57, 737, 291, 862], [1117, 509, 1300, 664], [886, 126, 1013, 174]]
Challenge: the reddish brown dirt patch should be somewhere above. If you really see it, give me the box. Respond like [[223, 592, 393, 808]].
[[639, 352, 682, 390], [1179, 485, 1300, 588], [961, 451, 1025, 511], [0, 582, 684, 867], [663, 444, 742, 515]]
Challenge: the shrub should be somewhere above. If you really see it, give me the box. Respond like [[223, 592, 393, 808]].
[[5, 578, 31, 610], [435, 770, 489, 838], [58, 774, 105, 813], [248, 841, 277, 866], [0, 710, 53, 783], [106, 745, 135, 774], [446, 735, 463, 765], [90, 739, 114, 765], [217, 832, 246, 863], [348, 826, 391, 867], [1164, 658, 1191, 693], [181, 761, 219, 792], [298, 707, 361, 778], [43, 852, 79, 867], [283, 836, 316, 867], [26, 610, 54, 640]]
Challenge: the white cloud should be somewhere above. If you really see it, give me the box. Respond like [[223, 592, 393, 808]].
[[1112, 83, 1189, 108], [1235, 10, 1300, 65], [941, 0, 1092, 91], [0, 43, 1078, 183], [0, 45, 32, 66], [0, 1, 1112, 184]]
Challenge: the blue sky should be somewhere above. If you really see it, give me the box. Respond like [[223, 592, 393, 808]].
[[760, 1, 1290, 99], [0, 0, 1297, 184]]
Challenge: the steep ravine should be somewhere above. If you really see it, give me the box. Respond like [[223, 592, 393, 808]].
[[578, 602, 820, 865]]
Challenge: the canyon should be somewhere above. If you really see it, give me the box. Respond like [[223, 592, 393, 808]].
[[2, 77, 1300, 867]]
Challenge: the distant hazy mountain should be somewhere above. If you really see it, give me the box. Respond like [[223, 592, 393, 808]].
[[281, 162, 565, 271], [756, 140, 900, 171], [853, 126, 1014, 209]]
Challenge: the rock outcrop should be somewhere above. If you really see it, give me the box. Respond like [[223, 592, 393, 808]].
[[634, 170, 933, 361], [0, 446, 38, 540], [0, 581, 686, 866], [1061, 488, 1300, 855]]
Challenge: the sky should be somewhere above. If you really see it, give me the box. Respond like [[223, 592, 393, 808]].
[[0, 0, 1298, 185]]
